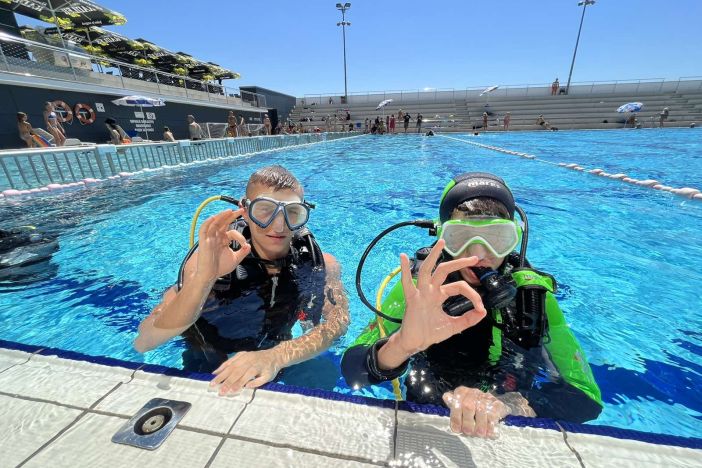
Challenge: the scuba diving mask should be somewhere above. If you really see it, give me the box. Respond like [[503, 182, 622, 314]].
[[355, 172, 530, 324], [242, 196, 314, 231], [437, 218, 522, 258]]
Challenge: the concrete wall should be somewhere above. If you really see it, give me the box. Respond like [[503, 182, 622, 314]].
[[240, 86, 296, 127]]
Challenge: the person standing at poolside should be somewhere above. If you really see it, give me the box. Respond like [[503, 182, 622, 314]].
[[482, 112, 488, 131], [263, 114, 272, 135], [416, 114, 423, 133], [389, 114, 396, 134], [503, 112, 511, 131], [188, 115, 203, 140], [227, 111, 238, 137], [43, 102, 66, 147], [135, 165, 349, 394], [403, 112, 411, 133], [659, 107, 669, 128], [237, 114, 246, 137]]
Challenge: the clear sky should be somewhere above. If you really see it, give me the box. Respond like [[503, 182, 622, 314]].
[[19, 0, 702, 97]]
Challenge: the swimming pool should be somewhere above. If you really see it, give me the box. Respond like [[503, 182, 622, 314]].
[[1, 129, 701, 438]]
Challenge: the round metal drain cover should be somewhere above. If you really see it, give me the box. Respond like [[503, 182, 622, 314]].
[[141, 414, 166, 434]]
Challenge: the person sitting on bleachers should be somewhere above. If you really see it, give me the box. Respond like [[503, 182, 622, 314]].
[[536, 114, 552, 130]]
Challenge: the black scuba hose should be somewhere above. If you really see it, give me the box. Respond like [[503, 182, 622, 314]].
[[177, 242, 199, 291], [355, 219, 435, 324], [515, 206, 528, 267]]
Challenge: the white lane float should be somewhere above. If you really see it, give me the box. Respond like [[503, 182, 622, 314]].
[[671, 187, 701, 198]]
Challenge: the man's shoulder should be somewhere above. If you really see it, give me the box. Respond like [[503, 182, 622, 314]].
[[322, 252, 339, 270]]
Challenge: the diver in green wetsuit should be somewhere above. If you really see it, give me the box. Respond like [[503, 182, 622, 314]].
[[342, 172, 602, 438]]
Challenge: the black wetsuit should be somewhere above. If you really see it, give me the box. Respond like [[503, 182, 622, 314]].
[[181, 224, 326, 373], [341, 260, 603, 423]]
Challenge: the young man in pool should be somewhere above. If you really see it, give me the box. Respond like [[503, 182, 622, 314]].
[[135, 165, 349, 395], [342, 172, 602, 438]]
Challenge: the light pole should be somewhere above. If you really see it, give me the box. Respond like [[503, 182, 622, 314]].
[[565, 0, 595, 95], [336, 3, 351, 103]]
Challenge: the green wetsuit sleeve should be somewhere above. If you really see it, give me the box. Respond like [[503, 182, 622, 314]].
[[518, 292, 603, 422], [543, 292, 602, 405]]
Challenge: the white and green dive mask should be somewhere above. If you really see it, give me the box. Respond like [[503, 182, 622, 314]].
[[437, 218, 522, 258]]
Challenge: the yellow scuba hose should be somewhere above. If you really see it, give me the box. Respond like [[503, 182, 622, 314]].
[[189, 196, 238, 248], [375, 266, 404, 401]]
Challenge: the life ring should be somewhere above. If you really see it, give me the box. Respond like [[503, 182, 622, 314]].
[[51, 100, 73, 123], [74, 103, 96, 125]]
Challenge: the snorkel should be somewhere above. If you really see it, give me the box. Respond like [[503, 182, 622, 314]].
[[355, 172, 529, 324]]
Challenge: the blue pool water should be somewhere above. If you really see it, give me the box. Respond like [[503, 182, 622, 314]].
[[1, 129, 701, 438]]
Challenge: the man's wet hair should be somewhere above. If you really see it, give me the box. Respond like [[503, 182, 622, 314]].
[[454, 197, 510, 219], [247, 165, 303, 197]]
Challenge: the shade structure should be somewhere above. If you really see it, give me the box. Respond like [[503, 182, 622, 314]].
[[30, 26, 240, 79], [5, 0, 126, 27]]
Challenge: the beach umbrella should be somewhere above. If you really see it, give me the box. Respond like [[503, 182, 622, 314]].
[[112, 95, 165, 107], [112, 95, 164, 139], [376, 98, 393, 120], [376, 99, 393, 110], [616, 102, 644, 113], [479, 85, 499, 96], [617, 102, 644, 128], [480, 85, 499, 106]]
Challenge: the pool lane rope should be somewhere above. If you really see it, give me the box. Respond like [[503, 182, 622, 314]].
[[439, 135, 702, 202]]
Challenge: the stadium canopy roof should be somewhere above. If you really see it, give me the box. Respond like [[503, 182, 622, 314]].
[[9, 1, 239, 80]]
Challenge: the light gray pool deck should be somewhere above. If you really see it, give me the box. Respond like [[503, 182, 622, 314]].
[[0, 348, 699, 467]]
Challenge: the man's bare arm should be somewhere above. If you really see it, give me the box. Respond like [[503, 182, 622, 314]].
[[269, 253, 350, 368], [133, 251, 214, 353], [133, 209, 251, 353]]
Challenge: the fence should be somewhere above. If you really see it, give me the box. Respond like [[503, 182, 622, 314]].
[[0, 33, 266, 109], [0, 133, 355, 192], [301, 77, 702, 106]]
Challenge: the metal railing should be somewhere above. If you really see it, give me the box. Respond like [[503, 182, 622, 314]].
[[300, 77, 702, 106], [0, 133, 355, 192], [0, 33, 267, 109]]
